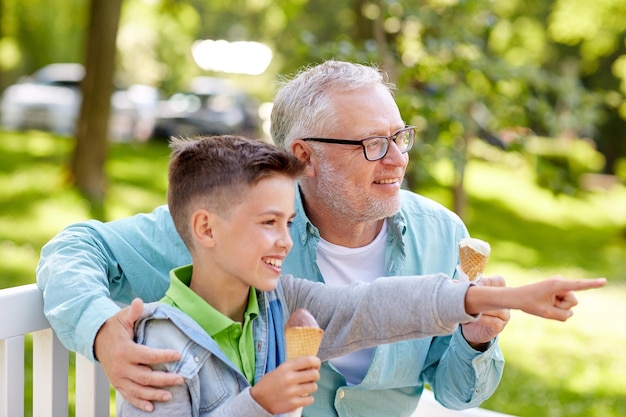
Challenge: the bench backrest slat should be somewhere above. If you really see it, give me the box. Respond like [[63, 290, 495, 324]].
[[0, 336, 25, 417]]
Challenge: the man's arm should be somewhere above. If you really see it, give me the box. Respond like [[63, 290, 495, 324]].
[[460, 275, 510, 350], [423, 329, 505, 410], [423, 276, 508, 409], [36, 206, 190, 410], [37, 224, 130, 358]]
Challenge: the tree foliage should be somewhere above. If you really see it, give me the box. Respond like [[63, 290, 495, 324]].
[[0, 0, 624, 207]]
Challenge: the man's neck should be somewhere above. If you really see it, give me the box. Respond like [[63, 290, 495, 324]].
[[303, 203, 385, 248], [321, 220, 384, 247]]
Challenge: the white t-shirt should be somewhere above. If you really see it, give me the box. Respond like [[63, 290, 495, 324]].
[[315, 220, 387, 385]]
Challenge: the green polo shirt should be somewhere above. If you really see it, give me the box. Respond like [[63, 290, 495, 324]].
[[160, 264, 258, 384]]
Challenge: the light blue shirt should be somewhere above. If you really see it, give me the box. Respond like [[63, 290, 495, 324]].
[[36, 185, 504, 417]]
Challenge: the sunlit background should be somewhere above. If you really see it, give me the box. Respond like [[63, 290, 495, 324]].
[[0, 0, 625, 416]]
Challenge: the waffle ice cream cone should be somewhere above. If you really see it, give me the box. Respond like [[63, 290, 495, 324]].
[[459, 238, 490, 281], [285, 309, 324, 360], [285, 326, 324, 360], [284, 309, 324, 417]]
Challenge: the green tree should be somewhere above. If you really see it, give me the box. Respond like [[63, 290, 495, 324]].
[[0, 0, 86, 84], [259, 0, 605, 212], [548, 0, 626, 174], [2, 0, 624, 214]]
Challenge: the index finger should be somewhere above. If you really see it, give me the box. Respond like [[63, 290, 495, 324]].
[[134, 343, 181, 365], [127, 363, 184, 388], [565, 278, 607, 291]]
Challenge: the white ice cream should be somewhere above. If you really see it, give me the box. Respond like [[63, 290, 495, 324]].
[[459, 237, 491, 256]]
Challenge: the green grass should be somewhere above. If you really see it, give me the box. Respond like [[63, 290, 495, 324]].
[[0, 130, 170, 288], [1, 130, 625, 416], [422, 143, 626, 416]]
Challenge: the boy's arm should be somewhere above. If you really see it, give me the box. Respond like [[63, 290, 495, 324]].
[[465, 276, 606, 320], [118, 381, 193, 417], [119, 381, 280, 417], [282, 273, 478, 360], [282, 274, 605, 360]]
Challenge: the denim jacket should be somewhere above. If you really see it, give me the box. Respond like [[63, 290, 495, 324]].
[[118, 273, 478, 417]]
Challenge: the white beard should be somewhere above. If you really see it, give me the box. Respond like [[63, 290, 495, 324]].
[[314, 157, 401, 223]]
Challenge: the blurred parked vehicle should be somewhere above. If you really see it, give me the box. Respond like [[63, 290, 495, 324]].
[[151, 76, 260, 140], [0, 63, 157, 141]]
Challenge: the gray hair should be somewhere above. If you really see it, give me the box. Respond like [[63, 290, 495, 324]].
[[270, 60, 396, 149]]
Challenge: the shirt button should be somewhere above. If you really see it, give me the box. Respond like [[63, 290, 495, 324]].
[[194, 356, 200, 363], [338, 389, 345, 399]]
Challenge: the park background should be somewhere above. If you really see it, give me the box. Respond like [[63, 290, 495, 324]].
[[1, 0, 625, 416]]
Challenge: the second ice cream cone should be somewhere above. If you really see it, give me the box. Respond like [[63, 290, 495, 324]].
[[459, 238, 490, 281], [285, 326, 324, 360]]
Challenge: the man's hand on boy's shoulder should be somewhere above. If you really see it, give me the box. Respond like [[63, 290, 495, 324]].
[[95, 299, 184, 412]]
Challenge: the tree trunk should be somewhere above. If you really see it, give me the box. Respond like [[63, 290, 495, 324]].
[[70, 0, 123, 219]]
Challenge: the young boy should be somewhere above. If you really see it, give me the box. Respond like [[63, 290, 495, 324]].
[[118, 135, 605, 417]]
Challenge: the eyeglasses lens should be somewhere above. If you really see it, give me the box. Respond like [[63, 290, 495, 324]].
[[364, 138, 387, 160], [395, 129, 414, 151]]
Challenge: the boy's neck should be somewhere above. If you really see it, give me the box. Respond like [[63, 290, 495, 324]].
[[189, 263, 249, 323]]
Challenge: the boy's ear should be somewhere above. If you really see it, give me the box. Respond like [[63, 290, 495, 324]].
[[291, 140, 315, 177], [191, 209, 216, 247]]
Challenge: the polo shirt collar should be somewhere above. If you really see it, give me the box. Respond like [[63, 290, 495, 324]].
[[166, 265, 259, 337]]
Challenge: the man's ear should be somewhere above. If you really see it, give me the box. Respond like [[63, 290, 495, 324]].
[[291, 140, 315, 176], [191, 209, 216, 248]]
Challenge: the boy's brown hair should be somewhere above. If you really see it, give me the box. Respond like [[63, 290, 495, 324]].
[[167, 135, 306, 248]]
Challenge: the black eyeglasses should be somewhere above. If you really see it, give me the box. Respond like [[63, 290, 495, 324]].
[[302, 126, 416, 161]]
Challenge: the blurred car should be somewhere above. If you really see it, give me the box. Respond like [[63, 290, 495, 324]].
[[0, 63, 157, 141], [152, 76, 260, 140]]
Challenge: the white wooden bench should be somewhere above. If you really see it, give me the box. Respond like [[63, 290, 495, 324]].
[[0, 283, 515, 417], [0, 284, 111, 417]]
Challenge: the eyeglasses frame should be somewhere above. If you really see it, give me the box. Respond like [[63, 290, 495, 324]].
[[301, 125, 416, 161]]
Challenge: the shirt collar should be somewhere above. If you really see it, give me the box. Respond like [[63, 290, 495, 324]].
[[165, 265, 259, 336]]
